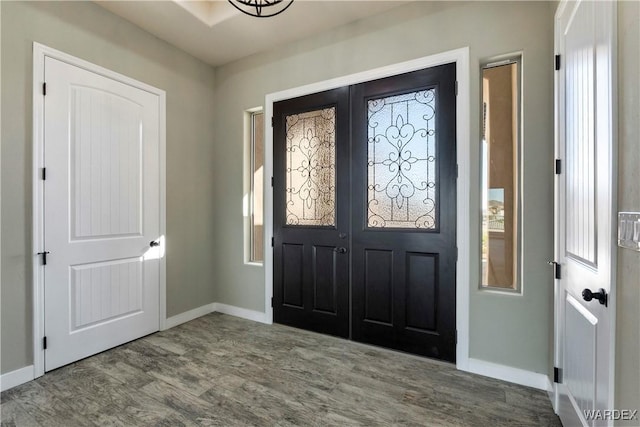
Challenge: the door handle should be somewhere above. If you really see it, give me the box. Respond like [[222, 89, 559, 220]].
[[582, 288, 608, 307], [334, 247, 348, 254], [150, 240, 160, 247]]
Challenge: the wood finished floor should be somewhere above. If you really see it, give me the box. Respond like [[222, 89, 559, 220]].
[[1, 313, 561, 426]]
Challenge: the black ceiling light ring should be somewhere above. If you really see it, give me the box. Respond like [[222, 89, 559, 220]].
[[228, 0, 294, 18]]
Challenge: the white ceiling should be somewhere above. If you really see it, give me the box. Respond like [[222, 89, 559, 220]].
[[95, 1, 408, 67]]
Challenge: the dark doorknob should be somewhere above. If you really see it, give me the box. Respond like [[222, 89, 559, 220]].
[[334, 247, 348, 254], [582, 288, 608, 306], [150, 240, 160, 247]]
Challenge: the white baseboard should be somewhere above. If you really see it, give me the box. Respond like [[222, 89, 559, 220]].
[[163, 303, 216, 330], [546, 376, 554, 393], [163, 302, 269, 331], [213, 303, 269, 324], [464, 358, 551, 391], [0, 365, 34, 392]]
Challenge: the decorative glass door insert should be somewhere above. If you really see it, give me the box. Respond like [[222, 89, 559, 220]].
[[367, 89, 437, 229], [285, 107, 336, 226]]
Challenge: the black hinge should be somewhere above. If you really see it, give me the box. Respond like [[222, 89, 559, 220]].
[[42, 167, 46, 180], [455, 81, 458, 96], [271, 117, 274, 127], [43, 82, 47, 96], [271, 237, 274, 247], [555, 55, 561, 71], [555, 159, 562, 175], [271, 177, 274, 187], [554, 366, 562, 383], [43, 336, 47, 350], [271, 297, 274, 307], [456, 164, 459, 179], [37, 251, 50, 265]]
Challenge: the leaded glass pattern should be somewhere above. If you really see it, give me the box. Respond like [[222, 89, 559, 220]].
[[285, 107, 336, 226], [367, 89, 437, 229]]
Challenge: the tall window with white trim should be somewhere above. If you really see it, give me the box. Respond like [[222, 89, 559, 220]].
[[481, 58, 521, 290], [250, 111, 264, 263]]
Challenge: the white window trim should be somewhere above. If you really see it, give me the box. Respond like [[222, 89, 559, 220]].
[[263, 47, 472, 371]]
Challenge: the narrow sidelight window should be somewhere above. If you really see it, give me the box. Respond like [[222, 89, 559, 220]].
[[250, 111, 264, 262], [481, 58, 521, 291]]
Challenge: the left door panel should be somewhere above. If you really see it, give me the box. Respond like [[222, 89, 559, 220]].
[[273, 88, 350, 338], [44, 57, 161, 371]]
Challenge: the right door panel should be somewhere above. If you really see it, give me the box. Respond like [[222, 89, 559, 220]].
[[351, 64, 457, 362]]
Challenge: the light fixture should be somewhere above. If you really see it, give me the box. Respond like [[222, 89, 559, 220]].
[[228, 0, 294, 18]]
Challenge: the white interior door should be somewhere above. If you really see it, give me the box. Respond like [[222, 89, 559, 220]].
[[43, 56, 162, 371], [555, 1, 616, 425]]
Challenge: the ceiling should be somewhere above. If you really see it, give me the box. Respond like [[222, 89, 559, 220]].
[[95, 1, 408, 67]]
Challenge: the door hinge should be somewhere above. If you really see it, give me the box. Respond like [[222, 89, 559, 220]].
[[271, 297, 274, 307], [555, 55, 561, 71], [455, 81, 458, 96], [271, 237, 274, 247], [42, 167, 46, 180], [43, 336, 47, 350], [43, 82, 47, 96], [271, 116, 274, 127], [553, 366, 562, 383], [271, 176, 274, 187], [37, 251, 50, 265], [549, 261, 561, 279], [456, 164, 459, 179], [555, 159, 562, 175]]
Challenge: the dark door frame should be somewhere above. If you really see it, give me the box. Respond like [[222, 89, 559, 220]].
[[263, 48, 472, 370]]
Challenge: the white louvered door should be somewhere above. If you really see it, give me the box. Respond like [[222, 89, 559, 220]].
[[555, 1, 615, 425], [44, 57, 161, 371]]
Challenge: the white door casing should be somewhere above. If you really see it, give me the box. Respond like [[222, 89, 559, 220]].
[[554, 1, 616, 425], [33, 44, 167, 374]]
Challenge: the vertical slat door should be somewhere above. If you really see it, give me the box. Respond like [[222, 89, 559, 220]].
[[556, 1, 615, 425], [44, 57, 161, 371]]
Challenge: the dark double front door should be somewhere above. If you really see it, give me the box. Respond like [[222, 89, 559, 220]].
[[273, 64, 457, 362]]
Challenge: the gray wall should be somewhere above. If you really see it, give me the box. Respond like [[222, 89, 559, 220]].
[[1, 1, 217, 374], [615, 1, 640, 422], [213, 1, 555, 374]]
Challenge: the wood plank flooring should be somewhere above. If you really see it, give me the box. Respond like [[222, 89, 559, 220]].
[[1, 313, 561, 426]]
